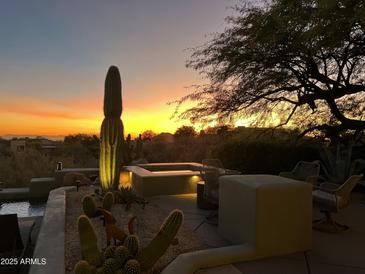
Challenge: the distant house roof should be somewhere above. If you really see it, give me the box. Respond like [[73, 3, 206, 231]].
[[41, 145, 57, 149]]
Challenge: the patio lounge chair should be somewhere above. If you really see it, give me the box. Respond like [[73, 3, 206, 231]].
[[0, 214, 35, 273], [350, 159, 365, 186], [199, 159, 227, 224], [312, 174, 363, 233], [201, 159, 226, 206], [279, 160, 321, 183]]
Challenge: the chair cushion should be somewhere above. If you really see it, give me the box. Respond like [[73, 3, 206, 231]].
[[312, 190, 347, 210]]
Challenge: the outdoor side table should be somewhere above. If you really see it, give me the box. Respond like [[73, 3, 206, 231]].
[[218, 174, 312, 256]]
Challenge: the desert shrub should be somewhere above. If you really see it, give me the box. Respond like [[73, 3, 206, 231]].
[[0, 148, 55, 187], [213, 139, 321, 174], [0, 138, 98, 188], [143, 134, 216, 163], [143, 128, 322, 175], [143, 141, 172, 162]]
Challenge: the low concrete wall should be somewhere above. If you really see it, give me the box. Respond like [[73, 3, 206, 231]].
[[29, 177, 55, 201], [0, 187, 30, 201], [29, 186, 75, 274], [54, 168, 99, 188], [125, 164, 203, 196]]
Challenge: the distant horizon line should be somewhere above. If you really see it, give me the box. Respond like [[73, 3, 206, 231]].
[[0, 131, 174, 141], [0, 126, 295, 141]]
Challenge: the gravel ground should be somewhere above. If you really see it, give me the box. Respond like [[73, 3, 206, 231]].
[[65, 187, 206, 273]]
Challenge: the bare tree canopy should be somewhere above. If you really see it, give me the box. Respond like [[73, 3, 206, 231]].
[[177, 0, 365, 139]]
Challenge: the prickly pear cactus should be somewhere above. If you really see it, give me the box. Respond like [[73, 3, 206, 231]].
[[124, 235, 139, 256], [137, 209, 183, 271], [82, 195, 97, 218], [123, 259, 141, 274], [100, 66, 124, 191], [102, 192, 114, 211], [77, 215, 102, 267]]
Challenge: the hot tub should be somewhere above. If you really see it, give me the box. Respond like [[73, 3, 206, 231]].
[[120, 163, 203, 197]]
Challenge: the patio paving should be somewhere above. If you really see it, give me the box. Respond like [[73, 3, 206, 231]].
[[150, 194, 229, 248], [149, 190, 365, 274]]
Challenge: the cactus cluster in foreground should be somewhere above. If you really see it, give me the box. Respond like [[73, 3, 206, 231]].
[[75, 209, 184, 274], [137, 209, 183, 271]]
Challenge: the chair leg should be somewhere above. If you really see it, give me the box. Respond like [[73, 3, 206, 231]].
[[205, 210, 218, 226], [313, 211, 349, 233]]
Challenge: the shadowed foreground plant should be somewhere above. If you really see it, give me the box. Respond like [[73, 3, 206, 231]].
[[137, 209, 183, 271], [102, 191, 115, 211], [114, 186, 148, 211], [74, 260, 93, 274], [74, 209, 183, 273], [124, 235, 139, 257], [77, 215, 102, 267], [82, 192, 115, 218]]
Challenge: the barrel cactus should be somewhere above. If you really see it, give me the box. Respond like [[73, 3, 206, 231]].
[[96, 267, 105, 274], [100, 66, 124, 191], [124, 235, 139, 256], [74, 260, 92, 274], [77, 215, 102, 267], [103, 258, 119, 274], [82, 195, 97, 218], [123, 259, 141, 274], [103, 245, 116, 260], [82, 193, 115, 218], [113, 245, 130, 269], [102, 192, 114, 211], [137, 209, 183, 270]]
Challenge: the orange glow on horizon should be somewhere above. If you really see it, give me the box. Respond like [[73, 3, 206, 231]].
[[0, 97, 190, 138]]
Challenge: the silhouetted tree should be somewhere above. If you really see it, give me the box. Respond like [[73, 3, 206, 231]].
[[141, 130, 157, 141], [177, 0, 365, 140], [174, 126, 197, 138]]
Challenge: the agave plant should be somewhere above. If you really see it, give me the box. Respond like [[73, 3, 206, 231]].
[[320, 143, 365, 184], [114, 186, 148, 211]]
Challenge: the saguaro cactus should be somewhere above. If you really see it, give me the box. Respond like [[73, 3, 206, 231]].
[[100, 66, 124, 191]]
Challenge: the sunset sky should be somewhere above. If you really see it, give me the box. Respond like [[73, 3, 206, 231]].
[[0, 0, 236, 138]]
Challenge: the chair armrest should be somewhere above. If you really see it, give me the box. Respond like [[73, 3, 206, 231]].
[[224, 169, 242, 175], [320, 182, 339, 189], [313, 184, 340, 193], [306, 175, 326, 185]]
